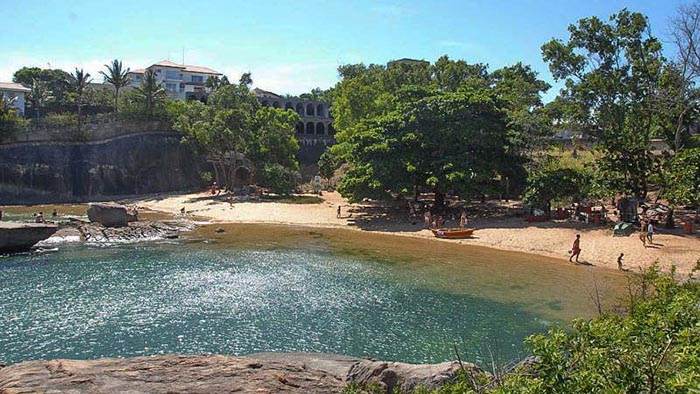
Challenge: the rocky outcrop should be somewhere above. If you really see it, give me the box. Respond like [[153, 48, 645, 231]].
[[347, 359, 480, 392], [0, 222, 58, 253], [76, 220, 194, 244], [87, 203, 128, 227], [0, 131, 206, 205], [0, 353, 480, 393]]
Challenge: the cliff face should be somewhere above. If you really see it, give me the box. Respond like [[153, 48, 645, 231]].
[[0, 132, 204, 204]]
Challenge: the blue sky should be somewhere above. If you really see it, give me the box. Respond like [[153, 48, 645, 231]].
[[1, 0, 684, 101]]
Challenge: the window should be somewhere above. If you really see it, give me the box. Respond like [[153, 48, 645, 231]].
[[191, 75, 204, 83], [165, 83, 177, 92], [165, 70, 181, 80]]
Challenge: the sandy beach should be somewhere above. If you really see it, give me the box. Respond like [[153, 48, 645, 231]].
[[134, 191, 700, 277]]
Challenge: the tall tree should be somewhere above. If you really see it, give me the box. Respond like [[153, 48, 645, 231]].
[[99, 59, 130, 114], [28, 78, 52, 120], [175, 74, 300, 191], [542, 9, 666, 198], [135, 70, 166, 119], [68, 68, 93, 129]]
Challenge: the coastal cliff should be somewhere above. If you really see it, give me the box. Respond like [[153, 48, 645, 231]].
[[0, 132, 205, 204], [0, 353, 480, 393]]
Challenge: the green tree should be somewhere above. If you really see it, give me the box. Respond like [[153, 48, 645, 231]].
[[541, 9, 666, 199], [28, 78, 52, 120], [318, 150, 338, 187], [67, 68, 93, 129], [522, 168, 589, 216], [665, 147, 700, 207], [204, 75, 231, 91], [0, 93, 26, 136], [135, 70, 166, 119], [13, 67, 71, 106], [99, 59, 130, 114], [174, 74, 300, 192]]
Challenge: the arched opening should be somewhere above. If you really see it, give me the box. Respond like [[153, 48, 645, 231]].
[[295, 102, 304, 115], [272, 101, 280, 108], [328, 123, 335, 135], [285, 102, 293, 110], [316, 122, 325, 135], [316, 104, 324, 117], [296, 122, 304, 134], [261, 100, 269, 107], [306, 103, 315, 116], [306, 122, 315, 134]]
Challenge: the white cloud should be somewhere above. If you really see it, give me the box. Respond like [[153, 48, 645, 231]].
[[0, 53, 153, 83]]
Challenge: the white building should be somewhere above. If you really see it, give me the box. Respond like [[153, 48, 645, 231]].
[[127, 60, 223, 101], [0, 82, 31, 116]]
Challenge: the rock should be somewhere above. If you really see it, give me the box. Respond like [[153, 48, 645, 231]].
[[77, 220, 194, 244], [87, 203, 128, 227], [0, 222, 58, 253], [215, 227, 225, 233], [126, 207, 139, 222], [347, 359, 483, 392], [0, 354, 346, 393]]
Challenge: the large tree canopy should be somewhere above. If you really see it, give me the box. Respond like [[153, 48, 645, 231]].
[[331, 56, 549, 205], [541, 9, 666, 199], [173, 75, 300, 192]]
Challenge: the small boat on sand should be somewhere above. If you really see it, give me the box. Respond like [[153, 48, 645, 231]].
[[431, 228, 475, 239]]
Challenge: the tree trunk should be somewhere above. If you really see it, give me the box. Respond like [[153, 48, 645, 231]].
[[434, 189, 445, 212]]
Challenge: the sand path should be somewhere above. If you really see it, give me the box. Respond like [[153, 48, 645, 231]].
[[135, 191, 700, 277]]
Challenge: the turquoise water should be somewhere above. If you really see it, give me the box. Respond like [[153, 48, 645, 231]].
[[0, 240, 557, 366]]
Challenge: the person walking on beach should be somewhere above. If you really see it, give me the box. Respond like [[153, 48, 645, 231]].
[[337, 205, 342, 219], [569, 234, 581, 263], [647, 221, 655, 245], [617, 253, 624, 270]]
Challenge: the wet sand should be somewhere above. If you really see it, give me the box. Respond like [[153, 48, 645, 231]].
[[135, 191, 700, 278]]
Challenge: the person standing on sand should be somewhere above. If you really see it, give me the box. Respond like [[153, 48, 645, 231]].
[[337, 205, 341, 219], [460, 212, 467, 229], [647, 221, 655, 245], [639, 222, 647, 247], [617, 253, 624, 270], [569, 234, 581, 263], [424, 211, 432, 228]]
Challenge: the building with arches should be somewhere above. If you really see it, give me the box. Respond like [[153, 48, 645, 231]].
[[253, 88, 335, 164]]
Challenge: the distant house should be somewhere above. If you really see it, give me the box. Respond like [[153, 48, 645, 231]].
[[126, 60, 223, 101], [0, 82, 31, 116]]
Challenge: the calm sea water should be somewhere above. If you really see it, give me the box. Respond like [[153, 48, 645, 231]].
[[0, 227, 625, 366]]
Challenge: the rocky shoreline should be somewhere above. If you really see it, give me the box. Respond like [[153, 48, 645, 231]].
[[0, 353, 482, 393]]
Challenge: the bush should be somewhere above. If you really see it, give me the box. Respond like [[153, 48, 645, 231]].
[[257, 163, 301, 195], [37, 113, 79, 129]]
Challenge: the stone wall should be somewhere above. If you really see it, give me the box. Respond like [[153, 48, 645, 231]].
[[0, 131, 205, 204]]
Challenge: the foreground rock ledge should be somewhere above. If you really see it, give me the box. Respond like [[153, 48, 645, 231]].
[[0, 353, 481, 393]]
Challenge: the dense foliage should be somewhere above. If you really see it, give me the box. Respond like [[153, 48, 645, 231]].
[[665, 147, 700, 207], [522, 168, 589, 213], [172, 75, 300, 193], [541, 9, 667, 199], [330, 57, 548, 205]]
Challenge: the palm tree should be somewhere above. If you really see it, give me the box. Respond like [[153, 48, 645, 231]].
[[99, 59, 130, 115], [68, 68, 93, 129], [135, 70, 165, 118], [29, 78, 51, 120]]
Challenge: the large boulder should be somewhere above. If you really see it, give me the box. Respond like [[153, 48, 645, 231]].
[[0, 222, 57, 253], [347, 359, 483, 392], [87, 203, 128, 227]]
